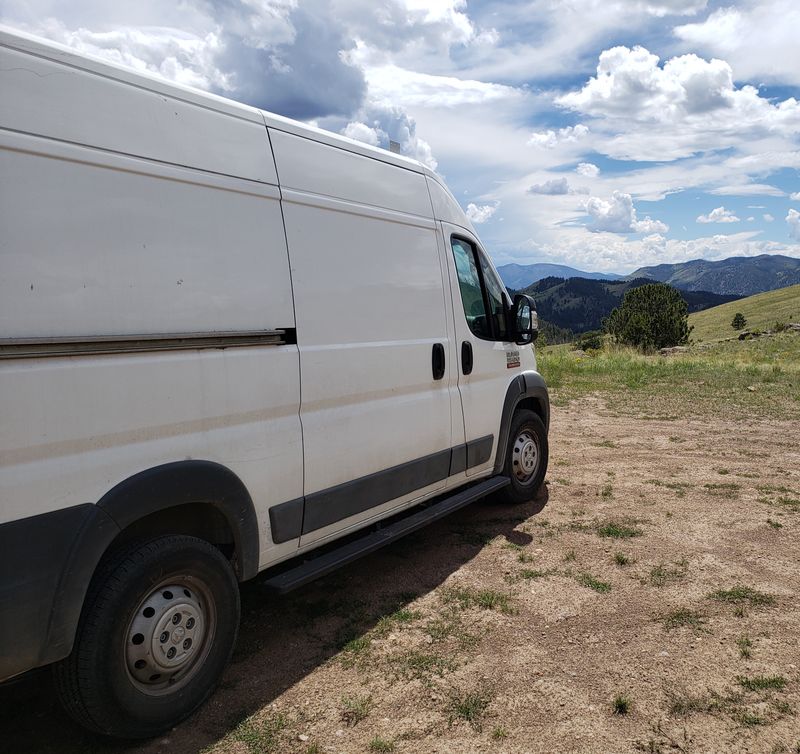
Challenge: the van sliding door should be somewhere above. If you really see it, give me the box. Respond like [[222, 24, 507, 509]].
[[270, 130, 454, 547]]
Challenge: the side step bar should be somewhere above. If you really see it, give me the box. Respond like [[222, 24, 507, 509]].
[[262, 476, 511, 595]]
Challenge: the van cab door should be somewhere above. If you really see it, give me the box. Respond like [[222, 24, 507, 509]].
[[441, 223, 520, 476]]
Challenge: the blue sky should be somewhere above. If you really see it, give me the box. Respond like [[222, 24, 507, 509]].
[[2, 0, 798, 273]]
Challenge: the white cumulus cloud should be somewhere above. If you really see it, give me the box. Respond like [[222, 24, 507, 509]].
[[465, 202, 498, 223], [576, 162, 600, 177], [763, 214, 775, 223], [527, 124, 588, 149], [557, 45, 800, 161], [697, 206, 740, 224], [788, 209, 800, 241], [527, 177, 589, 195], [585, 191, 668, 233], [337, 102, 437, 168], [791, 192, 800, 201], [342, 121, 380, 146], [674, 1, 800, 87]]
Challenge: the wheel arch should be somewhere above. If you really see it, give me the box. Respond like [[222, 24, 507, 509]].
[[493, 372, 550, 474], [42, 461, 259, 671], [95, 460, 260, 581]]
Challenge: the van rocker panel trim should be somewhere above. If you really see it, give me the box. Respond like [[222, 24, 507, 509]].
[[466, 435, 494, 468], [269, 497, 304, 545], [294, 435, 496, 539], [265, 475, 511, 594]]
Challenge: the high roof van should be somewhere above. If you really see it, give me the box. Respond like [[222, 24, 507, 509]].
[[0, 27, 549, 737]]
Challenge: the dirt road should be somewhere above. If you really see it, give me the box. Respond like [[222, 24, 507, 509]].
[[4, 398, 799, 753]]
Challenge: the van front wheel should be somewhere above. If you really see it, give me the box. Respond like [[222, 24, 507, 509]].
[[54, 535, 240, 739], [499, 409, 548, 504]]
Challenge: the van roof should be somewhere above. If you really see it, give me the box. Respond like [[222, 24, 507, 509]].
[[0, 25, 435, 179]]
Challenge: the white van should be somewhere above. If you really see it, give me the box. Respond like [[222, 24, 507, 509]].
[[0, 27, 549, 738]]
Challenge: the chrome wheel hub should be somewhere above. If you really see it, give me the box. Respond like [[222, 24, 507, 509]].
[[125, 580, 213, 695], [512, 430, 539, 483]]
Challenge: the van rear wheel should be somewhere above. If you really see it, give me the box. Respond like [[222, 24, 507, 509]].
[[499, 409, 548, 504], [54, 535, 240, 739]]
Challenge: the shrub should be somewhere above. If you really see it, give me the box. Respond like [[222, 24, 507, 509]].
[[731, 312, 747, 330], [604, 284, 692, 351], [575, 330, 603, 351]]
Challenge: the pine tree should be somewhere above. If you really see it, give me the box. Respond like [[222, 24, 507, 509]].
[[604, 283, 692, 350], [731, 312, 747, 330]]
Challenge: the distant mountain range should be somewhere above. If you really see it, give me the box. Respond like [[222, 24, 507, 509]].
[[499, 254, 800, 297], [521, 276, 740, 334], [628, 254, 800, 296], [497, 263, 623, 289]]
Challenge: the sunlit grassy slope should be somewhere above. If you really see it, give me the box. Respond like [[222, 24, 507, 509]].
[[688, 283, 800, 343], [536, 333, 800, 420]]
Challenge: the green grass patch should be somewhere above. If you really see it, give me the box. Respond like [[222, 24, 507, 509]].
[[341, 694, 373, 726], [368, 737, 395, 753], [519, 568, 550, 580], [577, 572, 612, 593], [491, 726, 508, 740], [449, 689, 492, 731], [232, 713, 289, 754], [708, 586, 776, 608], [737, 675, 787, 692], [612, 693, 632, 715], [373, 608, 421, 637], [392, 650, 456, 680], [649, 559, 689, 587], [441, 586, 515, 614], [663, 608, 706, 631], [703, 482, 742, 496], [646, 479, 693, 497], [614, 552, 632, 566], [736, 634, 753, 659], [597, 520, 643, 539]]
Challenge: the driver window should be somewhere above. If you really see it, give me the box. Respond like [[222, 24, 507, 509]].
[[477, 251, 510, 341], [451, 238, 490, 338]]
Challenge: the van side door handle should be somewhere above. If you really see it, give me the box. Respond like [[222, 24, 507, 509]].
[[431, 343, 445, 380], [461, 341, 473, 375]]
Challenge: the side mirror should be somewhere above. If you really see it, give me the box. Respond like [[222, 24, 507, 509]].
[[511, 293, 538, 344]]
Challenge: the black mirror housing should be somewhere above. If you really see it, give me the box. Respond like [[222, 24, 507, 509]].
[[511, 293, 538, 345]]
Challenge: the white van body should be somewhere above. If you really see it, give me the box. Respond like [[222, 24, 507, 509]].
[[0, 27, 549, 735]]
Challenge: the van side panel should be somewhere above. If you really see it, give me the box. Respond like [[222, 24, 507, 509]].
[[0, 133, 293, 338], [272, 133, 454, 545], [1, 133, 303, 564], [269, 129, 432, 216], [0, 40, 276, 183]]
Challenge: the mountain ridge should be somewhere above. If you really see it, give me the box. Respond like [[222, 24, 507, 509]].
[[499, 254, 800, 297], [497, 262, 623, 289], [519, 276, 740, 334], [628, 254, 800, 296]]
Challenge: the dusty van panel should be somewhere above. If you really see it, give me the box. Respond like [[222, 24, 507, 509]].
[[0, 34, 276, 184], [269, 128, 433, 217], [0, 133, 293, 338]]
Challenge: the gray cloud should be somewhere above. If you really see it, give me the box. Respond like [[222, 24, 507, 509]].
[[210, 1, 366, 119]]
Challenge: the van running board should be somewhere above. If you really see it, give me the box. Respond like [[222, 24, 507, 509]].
[[262, 476, 511, 594]]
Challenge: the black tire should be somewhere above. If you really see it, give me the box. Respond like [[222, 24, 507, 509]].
[[54, 535, 240, 739], [499, 409, 549, 505]]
